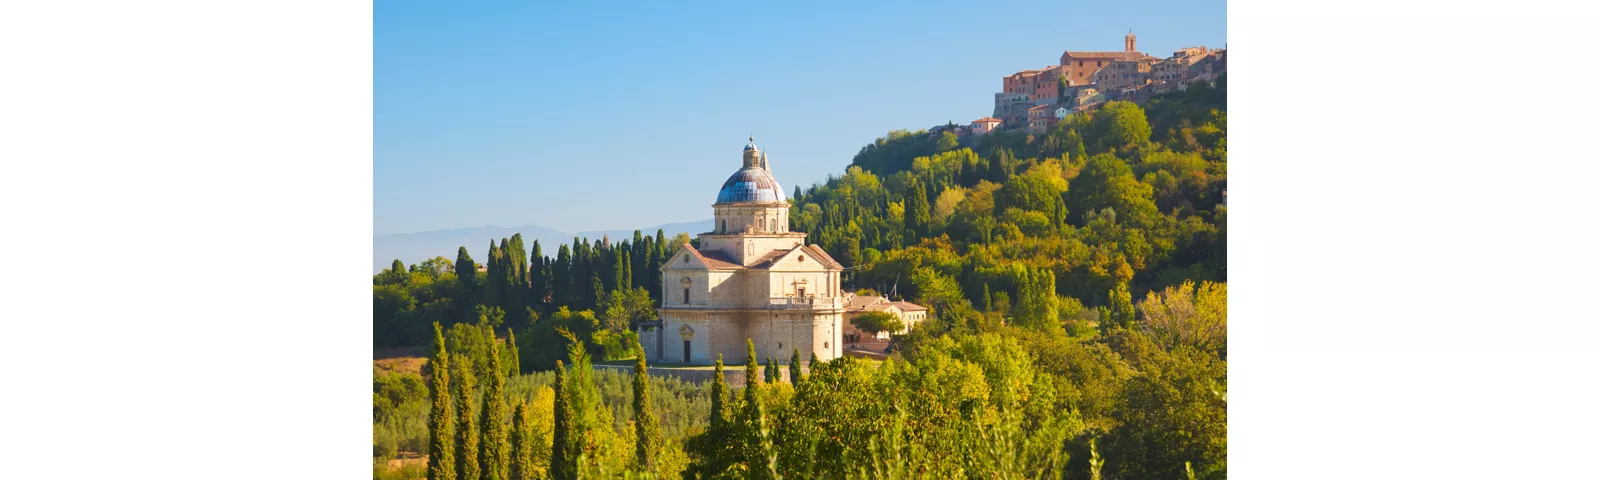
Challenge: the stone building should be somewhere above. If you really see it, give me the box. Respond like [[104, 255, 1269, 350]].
[[1027, 103, 1058, 134], [1184, 49, 1227, 84], [641, 138, 846, 366], [1153, 46, 1213, 83], [1092, 58, 1156, 94], [992, 92, 1033, 129], [1057, 31, 1158, 87]]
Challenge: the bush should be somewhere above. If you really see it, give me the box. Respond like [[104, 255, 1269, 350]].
[[374, 430, 399, 459]]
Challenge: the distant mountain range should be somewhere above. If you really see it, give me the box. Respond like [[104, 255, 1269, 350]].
[[374, 219, 713, 273]]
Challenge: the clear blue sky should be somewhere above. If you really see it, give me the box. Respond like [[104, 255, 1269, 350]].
[[375, 0, 1224, 235]]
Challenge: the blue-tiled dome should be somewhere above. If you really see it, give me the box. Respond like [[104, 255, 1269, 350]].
[[715, 167, 785, 204]]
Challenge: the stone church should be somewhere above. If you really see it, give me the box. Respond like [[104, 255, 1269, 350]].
[[638, 138, 845, 366]]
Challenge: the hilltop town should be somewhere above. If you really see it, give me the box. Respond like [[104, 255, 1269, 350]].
[[951, 31, 1226, 137]]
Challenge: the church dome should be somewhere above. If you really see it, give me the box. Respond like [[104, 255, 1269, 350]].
[[715, 167, 785, 204]]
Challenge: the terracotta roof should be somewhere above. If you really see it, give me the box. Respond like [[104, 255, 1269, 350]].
[[806, 244, 844, 269], [845, 294, 890, 310], [972, 117, 1002, 124], [1028, 104, 1052, 111], [1062, 51, 1144, 60], [680, 244, 741, 269], [748, 248, 792, 269], [892, 301, 928, 312]]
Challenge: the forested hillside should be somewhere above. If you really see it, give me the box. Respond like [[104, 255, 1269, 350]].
[[374, 77, 1227, 479]]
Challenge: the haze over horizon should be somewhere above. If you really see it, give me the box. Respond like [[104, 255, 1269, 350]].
[[376, 0, 1225, 235]]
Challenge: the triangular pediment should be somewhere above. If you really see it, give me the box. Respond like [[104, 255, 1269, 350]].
[[758, 244, 836, 272], [662, 244, 741, 271]]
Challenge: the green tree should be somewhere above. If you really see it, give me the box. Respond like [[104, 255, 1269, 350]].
[[455, 247, 477, 292], [1108, 282, 1135, 329], [1015, 267, 1061, 332], [1105, 344, 1227, 480], [504, 330, 521, 377], [904, 176, 931, 243], [1138, 280, 1227, 356], [789, 349, 802, 385], [632, 340, 662, 473], [1067, 154, 1158, 227], [510, 401, 535, 480], [852, 311, 905, 337], [710, 354, 728, 429], [529, 240, 549, 312], [426, 323, 455, 480], [589, 272, 605, 313], [453, 353, 479, 480], [479, 334, 510, 480], [1093, 100, 1152, 151], [548, 361, 573, 480]]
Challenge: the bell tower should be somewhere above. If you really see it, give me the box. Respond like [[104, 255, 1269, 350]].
[[1125, 29, 1136, 52]]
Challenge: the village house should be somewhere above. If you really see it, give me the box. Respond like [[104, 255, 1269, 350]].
[[841, 293, 927, 342], [970, 116, 1002, 135], [1153, 46, 1213, 83], [1027, 103, 1058, 134]]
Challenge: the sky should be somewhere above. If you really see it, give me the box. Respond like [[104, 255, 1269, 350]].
[[375, 0, 1225, 235]]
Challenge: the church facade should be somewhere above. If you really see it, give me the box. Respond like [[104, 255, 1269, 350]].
[[638, 139, 845, 366]]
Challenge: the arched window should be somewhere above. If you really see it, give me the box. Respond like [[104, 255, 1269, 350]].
[[720, 219, 726, 233]]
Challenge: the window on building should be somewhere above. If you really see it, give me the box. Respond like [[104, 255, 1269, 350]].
[[798, 286, 806, 297], [683, 287, 690, 304], [720, 219, 726, 233]]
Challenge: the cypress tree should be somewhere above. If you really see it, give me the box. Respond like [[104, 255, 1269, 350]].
[[617, 249, 632, 294], [486, 240, 504, 310], [557, 328, 602, 478], [572, 238, 591, 309], [744, 339, 760, 395], [904, 176, 931, 243], [810, 352, 819, 368], [632, 339, 661, 473], [509, 234, 528, 288], [630, 230, 646, 289], [427, 323, 455, 480], [456, 246, 476, 292], [741, 339, 767, 479], [504, 330, 521, 377], [479, 336, 510, 480], [789, 349, 801, 385], [510, 401, 534, 480], [763, 356, 778, 384], [529, 241, 548, 312], [553, 244, 572, 308], [644, 249, 661, 303], [709, 354, 727, 429], [589, 272, 605, 312], [549, 361, 572, 480], [1109, 281, 1135, 328], [453, 353, 479, 480]]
